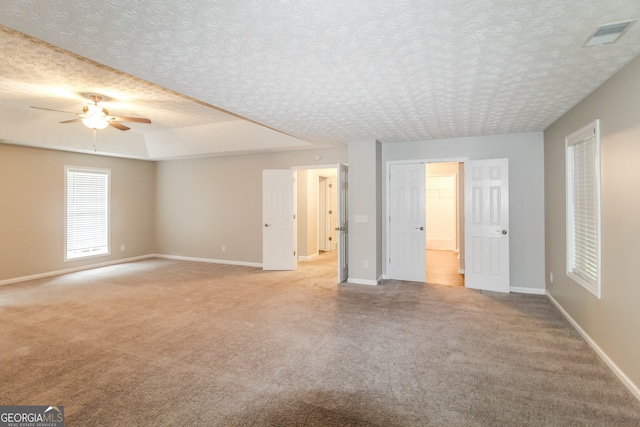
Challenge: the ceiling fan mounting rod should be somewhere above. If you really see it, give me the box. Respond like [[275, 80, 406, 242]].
[[89, 94, 103, 105]]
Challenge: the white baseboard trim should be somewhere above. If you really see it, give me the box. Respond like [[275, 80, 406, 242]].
[[457, 268, 465, 274], [347, 278, 379, 286], [154, 254, 262, 268], [298, 253, 319, 261], [510, 286, 546, 295], [0, 254, 155, 287], [546, 292, 640, 403]]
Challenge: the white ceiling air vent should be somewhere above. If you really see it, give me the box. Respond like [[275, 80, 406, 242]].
[[584, 19, 637, 47]]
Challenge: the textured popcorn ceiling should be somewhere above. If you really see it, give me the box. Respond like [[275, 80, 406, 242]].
[[1, 0, 640, 158], [0, 26, 309, 159]]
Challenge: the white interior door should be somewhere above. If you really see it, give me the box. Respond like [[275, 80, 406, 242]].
[[388, 163, 426, 282], [263, 169, 296, 270], [338, 164, 348, 282], [464, 159, 509, 292]]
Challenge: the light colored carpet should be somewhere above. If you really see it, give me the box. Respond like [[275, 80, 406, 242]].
[[1, 252, 639, 426]]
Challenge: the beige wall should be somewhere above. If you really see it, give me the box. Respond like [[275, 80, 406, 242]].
[[544, 55, 640, 391], [155, 147, 347, 264], [0, 144, 345, 281], [0, 144, 156, 282], [347, 140, 382, 283]]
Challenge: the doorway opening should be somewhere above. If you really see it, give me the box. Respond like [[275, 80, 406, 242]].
[[425, 162, 464, 287], [386, 158, 509, 292], [295, 167, 339, 277], [262, 165, 347, 281]]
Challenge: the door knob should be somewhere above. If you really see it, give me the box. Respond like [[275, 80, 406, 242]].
[[500, 229, 507, 235], [264, 223, 271, 227], [416, 226, 424, 231]]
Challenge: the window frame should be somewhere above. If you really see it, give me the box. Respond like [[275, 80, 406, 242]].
[[64, 166, 111, 262], [565, 119, 601, 298]]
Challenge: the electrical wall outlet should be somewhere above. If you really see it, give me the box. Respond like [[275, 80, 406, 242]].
[[120, 244, 125, 251], [222, 245, 226, 252], [363, 260, 368, 268], [549, 272, 554, 283]]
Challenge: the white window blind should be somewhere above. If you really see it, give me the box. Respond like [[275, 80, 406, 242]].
[[65, 167, 110, 260], [565, 120, 601, 298]]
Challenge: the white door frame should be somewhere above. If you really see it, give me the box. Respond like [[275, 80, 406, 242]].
[[385, 158, 467, 281]]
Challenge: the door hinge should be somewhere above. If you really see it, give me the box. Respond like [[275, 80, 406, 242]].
[[293, 214, 296, 219], [294, 251, 296, 256], [328, 210, 332, 214]]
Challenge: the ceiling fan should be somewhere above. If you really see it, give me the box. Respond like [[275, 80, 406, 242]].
[[31, 94, 151, 131]]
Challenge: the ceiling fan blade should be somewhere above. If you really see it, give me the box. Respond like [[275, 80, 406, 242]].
[[111, 116, 151, 123], [31, 106, 78, 115], [59, 118, 83, 124], [109, 121, 130, 131]]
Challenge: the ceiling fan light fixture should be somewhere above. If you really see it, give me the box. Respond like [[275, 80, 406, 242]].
[[32, 93, 150, 132], [82, 103, 109, 129], [82, 115, 109, 130]]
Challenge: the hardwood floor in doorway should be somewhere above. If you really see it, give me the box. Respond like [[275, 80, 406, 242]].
[[426, 249, 464, 287]]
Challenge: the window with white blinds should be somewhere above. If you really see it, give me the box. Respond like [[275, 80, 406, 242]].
[[65, 166, 110, 261], [565, 120, 601, 298]]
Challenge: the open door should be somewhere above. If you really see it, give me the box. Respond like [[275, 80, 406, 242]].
[[337, 163, 349, 282], [263, 169, 296, 270], [387, 163, 427, 282], [330, 175, 339, 251], [464, 159, 509, 292]]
